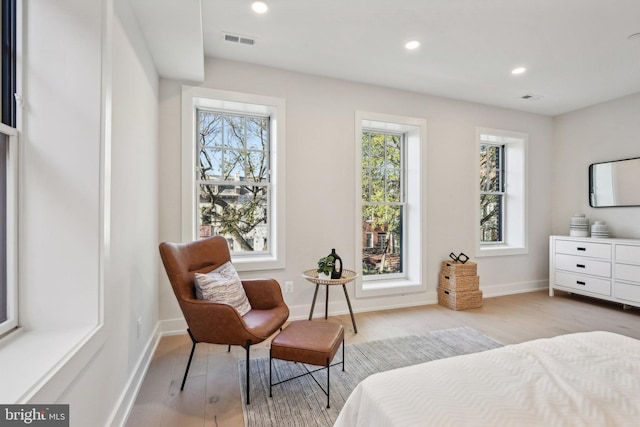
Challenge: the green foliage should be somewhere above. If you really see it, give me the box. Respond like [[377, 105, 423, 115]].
[[317, 255, 335, 275]]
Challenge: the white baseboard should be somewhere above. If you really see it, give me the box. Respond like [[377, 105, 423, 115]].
[[107, 323, 162, 427], [286, 291, 439, 321], [481, 279, 548, 298], [159, 317, 188, 335]]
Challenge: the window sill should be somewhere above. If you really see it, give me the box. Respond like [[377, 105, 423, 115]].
[[476, 245, 528, 257], [232, 254, 285, 272], [0, 324, 104, 403], [357, 277, 425, 298]]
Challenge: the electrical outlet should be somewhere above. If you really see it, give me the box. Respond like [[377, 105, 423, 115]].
[[284, 281, 294, 293], [137, 317, 142, 339]]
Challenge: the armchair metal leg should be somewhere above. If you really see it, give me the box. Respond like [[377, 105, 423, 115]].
[[181, 329, 197, 391], [245, 340, 252, 404]]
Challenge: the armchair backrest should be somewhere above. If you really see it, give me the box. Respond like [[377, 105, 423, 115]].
[[159, 236, 231, 306]]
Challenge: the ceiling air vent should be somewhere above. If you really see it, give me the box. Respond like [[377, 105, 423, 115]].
[[223, 32, 256, 46]]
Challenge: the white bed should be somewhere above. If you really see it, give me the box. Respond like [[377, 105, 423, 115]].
[[334, 331, 640, 427]]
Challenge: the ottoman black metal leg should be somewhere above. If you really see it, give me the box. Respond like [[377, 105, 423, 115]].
[[326, 357, 331, 408]]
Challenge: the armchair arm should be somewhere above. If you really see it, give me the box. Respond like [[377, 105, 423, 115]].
[[242, 278, 286, 310], [180, 298, 258, 346]]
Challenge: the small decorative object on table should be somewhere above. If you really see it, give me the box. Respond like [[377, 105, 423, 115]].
[[591, 220, 610, 238], [317, 248, 343, 279], [569, 213, 590, 237]]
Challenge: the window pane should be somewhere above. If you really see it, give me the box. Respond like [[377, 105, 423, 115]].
[[386, 168, 401, 202], [369, 167, 385, 202], [361, 168, 371, 202], [369, 133, 385, 167], [481, 169, 501, 192], [198, 111, 222, 147], [198, 148, 222, 179], [246, 117, 267, 150], [198, 183, 269, 252], [223, 116, 244, 149], [246, 151, 268, 182], [362, 133, 371, 166], [223, 150, 244, 178], [480, 194, 503, 242], [480, 144, 502, 192], [386, 134, 401, 169], [361, 205, 403, 276]]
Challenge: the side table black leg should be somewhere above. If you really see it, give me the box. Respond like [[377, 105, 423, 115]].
[[325, 284, 329, 319], [309, 284, 320, 320], [341, 284, 358, 333]]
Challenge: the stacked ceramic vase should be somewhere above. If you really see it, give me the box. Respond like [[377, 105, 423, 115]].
[[569, 214, 589, 237], [591, 220, 610, 238]]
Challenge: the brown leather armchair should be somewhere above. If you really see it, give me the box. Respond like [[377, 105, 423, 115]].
[[159, 236, 289, 404]]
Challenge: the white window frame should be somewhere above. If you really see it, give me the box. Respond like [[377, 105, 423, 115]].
[[0, 123, 17, 337], [181, 86, 286, 271], [475, 127, 528, 257], [355, 111, 426, 298]]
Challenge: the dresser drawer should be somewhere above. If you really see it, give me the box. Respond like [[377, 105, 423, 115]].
[[555, 271, 611, 296], [555, 254, 611, 277], [555, 240, 611, 259], [616, 245, 640, 265], [615, 263, 640, 284], [615, 282, 640, 303]]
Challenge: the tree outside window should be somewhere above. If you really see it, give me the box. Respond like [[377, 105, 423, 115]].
[[197, 110, 270, 253], [361, 131, 404, 276]]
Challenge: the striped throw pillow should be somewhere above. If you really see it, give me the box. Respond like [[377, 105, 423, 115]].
[[194, 261, 252, 316]]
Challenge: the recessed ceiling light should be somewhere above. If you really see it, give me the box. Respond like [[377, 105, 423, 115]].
[[251, 1, 268, 14], [405, 40, 420, 50], [511, 67, 527, 75]]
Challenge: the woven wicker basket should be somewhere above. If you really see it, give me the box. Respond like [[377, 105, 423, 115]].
[[439, 273, 480, 292], [440, 260, 477, 277], [438, 288, 483, 311]]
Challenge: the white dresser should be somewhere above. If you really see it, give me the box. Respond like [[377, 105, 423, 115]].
[[549, 235, 640, 308]]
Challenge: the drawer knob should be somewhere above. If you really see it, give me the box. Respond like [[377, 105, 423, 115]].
[[577, 247, 586, 251], [576, 281, 586, 286], [576, 264, 585, 268], [444, 275, 450, 279]]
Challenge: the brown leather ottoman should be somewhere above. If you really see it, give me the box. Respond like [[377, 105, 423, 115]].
[[269, 320, 345, 408]]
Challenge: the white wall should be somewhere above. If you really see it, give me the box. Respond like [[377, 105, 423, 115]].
[[552, 92, 640, 238], [158, 58, 554, 323], [13, 0, 160, 425]]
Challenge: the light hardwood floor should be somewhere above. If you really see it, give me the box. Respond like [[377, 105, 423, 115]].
[[125, 291, 640, 427]]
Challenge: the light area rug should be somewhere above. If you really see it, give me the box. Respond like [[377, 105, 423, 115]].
[[239, 326, 503, 427]]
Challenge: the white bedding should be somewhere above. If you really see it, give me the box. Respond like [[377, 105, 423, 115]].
[[334, 331, 640, 427]]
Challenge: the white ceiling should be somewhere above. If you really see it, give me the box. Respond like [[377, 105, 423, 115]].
[[132, 0, 640, 116]]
